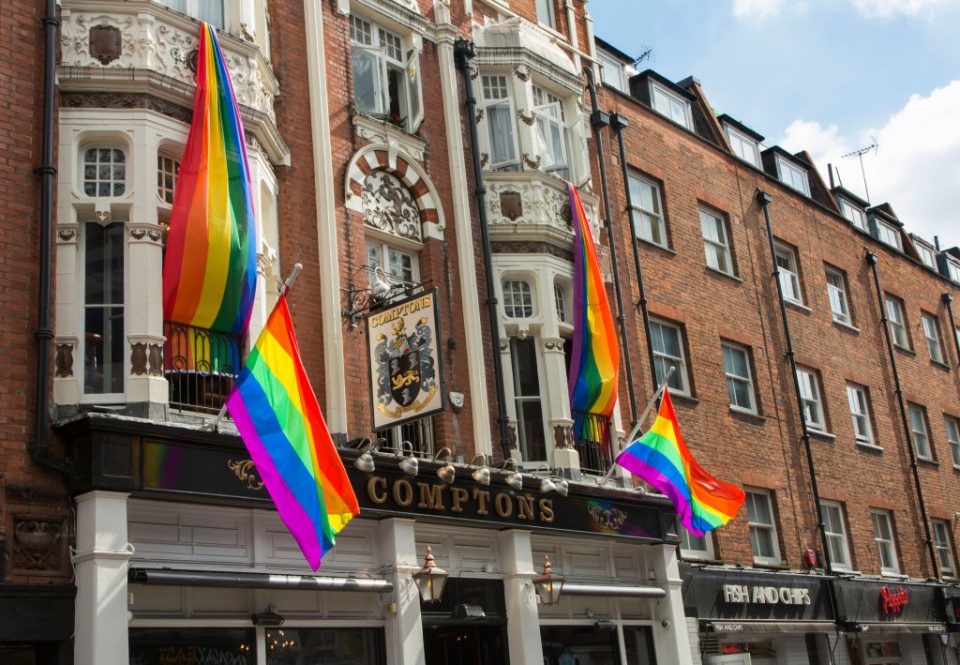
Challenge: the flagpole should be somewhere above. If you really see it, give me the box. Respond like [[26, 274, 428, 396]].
[[600, 366, 674, 484], [214, 263, 304, 430]]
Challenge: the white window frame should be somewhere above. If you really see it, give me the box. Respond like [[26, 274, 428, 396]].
[[535, 0, 557, 30], [839, 198, 867, 231], [349, 15, 423, 133], [870, 509, 900, 576], [914, 241, 937, 269], [553, 282, 568, 324], [502, 279, 534, 319], [724, 125, 761, 168], [679, 525, 714, 560], [945, 415, 960, 469], [650, 318, 690, 397], [155, 0, 224, 27], [722, 342, 756, 414], [510, 335, 548, 464], [933, 519, 957, 577], [650, 82, 692, 130], [947, 258, 960, 284], [532, 86, 569, 177], [875, 219, 903, 250], [598, 51, 627, 93], [847, 383, 875, 447], [796, 366, 826, 432], [81, 221, 127, 401], [821, 500, 853, 572], [774, 242, 803, 305], [885, 295, 910, 350], [825, 266, 851, 325], [922, 312, 945, 364], [627, 172, 668, 248], [908, 403, 933, 461], [776, 156, 810, 196], [81, 146, 127, 198], [157, 153, 180, 206], [746, 489, 781, 565], [700, 207, 734, 276], [480, 74, 520, 170], [365, 239, 419, 288]]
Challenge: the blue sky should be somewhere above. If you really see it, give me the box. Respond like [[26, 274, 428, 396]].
[[590, 0, 960, 244]]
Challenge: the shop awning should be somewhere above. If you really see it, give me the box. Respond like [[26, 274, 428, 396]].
[[561, 583, 665, 599], [129, 567, 393, 593], [853, 622, 947, 634], [702, 620, 838, 634]]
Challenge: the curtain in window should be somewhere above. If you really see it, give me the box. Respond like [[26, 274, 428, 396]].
[[487, 102, 516, 167]]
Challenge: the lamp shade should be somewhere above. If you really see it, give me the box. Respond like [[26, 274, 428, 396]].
[[413, 546, 448, 603], [533, 554, 564, 606]]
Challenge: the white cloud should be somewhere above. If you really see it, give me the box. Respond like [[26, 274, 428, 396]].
[[779, 80, 960, 245], [732, 0, 952, 21], [851, 0, 952, 18], [732, 0, 788, 21]]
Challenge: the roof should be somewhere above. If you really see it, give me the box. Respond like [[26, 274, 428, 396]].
[[716, 114, 765, 142], [594, 36, 636, 64]]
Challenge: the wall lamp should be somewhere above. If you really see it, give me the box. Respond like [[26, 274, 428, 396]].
[[413, 545, 448, 603], [397, 440, 419, 477], [470, 454, 491, 485], [353, 438, 379, 472], [434, 448, 455, 484], [341, 266, 421, 327], [500, 458, 524, 490], [533, 554, 564, 606]]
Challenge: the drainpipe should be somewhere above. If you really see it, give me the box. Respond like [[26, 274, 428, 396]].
[[757, 191, 834, 572], [610, 113, 658, 393], [582, 66, 638, 426], [453, 38, 511, 461], [31, 0, 69, 473], [943, 293, 960, 368], [866, 249, 940, 579]]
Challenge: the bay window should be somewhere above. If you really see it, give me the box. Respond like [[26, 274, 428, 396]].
[[481, 75, 519, 170], [511, 337, 546, 462], [350, 15, 422, 132], [84, 222, 125, 395], [532, 86, 568, 177]]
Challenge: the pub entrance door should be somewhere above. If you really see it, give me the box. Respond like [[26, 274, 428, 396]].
[[421, 578, 510, 665], [423, 625, 509, 665]]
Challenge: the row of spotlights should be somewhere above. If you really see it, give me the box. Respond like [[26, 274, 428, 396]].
[[352, 439, 568, 494]]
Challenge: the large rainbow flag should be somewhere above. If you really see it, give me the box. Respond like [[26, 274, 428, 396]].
[[616, 388, 744, 536], [226, 295, 359, 570], [567, 183, 620, 440], [163, 22, 257, 335]]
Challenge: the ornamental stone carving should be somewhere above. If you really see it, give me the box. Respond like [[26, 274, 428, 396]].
[[13, 518, 64, 572], [485, 174, 601, 239], [362, 170, 423, 243], [55, 344, 74, 378]]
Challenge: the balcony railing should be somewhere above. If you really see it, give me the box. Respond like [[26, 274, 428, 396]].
[[573, 410, 614, 475], [164, 321, 243, 414]]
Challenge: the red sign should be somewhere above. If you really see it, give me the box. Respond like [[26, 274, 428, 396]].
[[880, 586, 909, 615]]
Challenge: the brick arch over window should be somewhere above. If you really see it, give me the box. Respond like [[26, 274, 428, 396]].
[[344, 144, 444, 232]]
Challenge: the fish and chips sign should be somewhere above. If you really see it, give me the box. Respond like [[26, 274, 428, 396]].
[[366, 289, 444, 429]]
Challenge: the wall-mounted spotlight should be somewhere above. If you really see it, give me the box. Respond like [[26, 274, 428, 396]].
[[397, 440, 419, 477], [353, 438, 378, 472], [500, 458, 523, 490], [435, 447, 455, 484], [470, 454, 491, 485]]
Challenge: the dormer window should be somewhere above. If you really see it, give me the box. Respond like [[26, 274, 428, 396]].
[[598, 51, 627, 93], [775, 156, 810, 196], [914, 240, 937, 269], [874, 218, 902, 251], [724, 125, 760, 168], [650, 82, 692, 130], [839, 198, 867, 231], [946, 257, 960, 284]]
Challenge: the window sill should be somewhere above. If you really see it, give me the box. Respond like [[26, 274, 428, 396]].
[[751, 561, 789, 571], [706, 266, 742, 284], [785, 299, 812, 314], [880, 571, 908, 580], [918, 457, 939, 468], [670, 392, 700, 407], [855, 441, 884, 453], [931, 358, 951, 371], [893, 344, 916, 356], [808, 429, 836, 442], [832, 319, 860, 334], [637, 237, 676, 256], [729, 408, 765, 425]]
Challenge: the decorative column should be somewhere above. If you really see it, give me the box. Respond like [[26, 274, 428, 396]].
[[435, 6, 493, 453], [53, 221, 81, 409], [379, 518, 425, 665], [498, 530, 544, 664], [649, 543, 694, 664], [73, 491, 132, 665], [126, 222, 168, 417]]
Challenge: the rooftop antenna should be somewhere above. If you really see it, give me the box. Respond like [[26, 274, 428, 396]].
[[842, 139, 877, 203], [632, 46, 653, 69]]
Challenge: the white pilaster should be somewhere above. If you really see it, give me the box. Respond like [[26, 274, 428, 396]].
[[54, 220, 81, 407], [498, 530, 544, 665], [303, 0, 348, 436], [650, 543, 694, 665], [74, 491, 132, 665], [379, 518, 426, 665]]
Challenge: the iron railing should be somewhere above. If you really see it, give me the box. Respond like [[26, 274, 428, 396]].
[[164, 321, 243, 414], [573, 410, 613, 474]]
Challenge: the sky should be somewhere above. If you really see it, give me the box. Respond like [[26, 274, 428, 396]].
[[590, 0, 960, 247]]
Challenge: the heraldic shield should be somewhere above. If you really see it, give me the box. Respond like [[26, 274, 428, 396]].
[[390, 350, 421, 407]]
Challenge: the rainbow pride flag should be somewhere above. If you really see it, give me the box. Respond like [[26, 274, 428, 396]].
[[226, 295, 359, 570], [567, 183, 620, 439], [616, 388, 745, 536], [163, 22, 257, 335]]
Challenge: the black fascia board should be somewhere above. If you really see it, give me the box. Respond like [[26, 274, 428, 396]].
[[631, 69, 698, 102], [717, 114, 765, 142], [866, 204, 903, 227], [595, 36, 636, 64], [831, 185, 870, 210]]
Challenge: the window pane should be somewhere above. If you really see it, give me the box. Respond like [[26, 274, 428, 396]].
[[197, 0, 223, 27], [487, 103, 517, 167], [265, 627, 385, 665], [131, 628, 255, 665], [352, 47, 383, 115]]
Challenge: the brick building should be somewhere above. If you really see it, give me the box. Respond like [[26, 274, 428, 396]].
[[3, 0, 958, 664]]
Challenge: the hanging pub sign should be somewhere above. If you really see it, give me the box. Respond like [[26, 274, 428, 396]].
[[366, 288, 445, 430]]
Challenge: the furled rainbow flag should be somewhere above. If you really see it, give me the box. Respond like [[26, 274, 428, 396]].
[[226, 295, 359, 570], [567, 183, 620, 441], [616, 388, 745, 536], [163, 22, 257, 335]]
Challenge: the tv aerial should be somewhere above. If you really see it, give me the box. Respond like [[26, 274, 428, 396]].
[[842, 139, 878, 203]]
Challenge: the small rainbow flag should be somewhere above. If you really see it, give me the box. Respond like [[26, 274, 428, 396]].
[[567, 183, 620, 438], [226, 295, 359, 570], [163, 22, 257, 335], [616, 388, 745, 536]]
